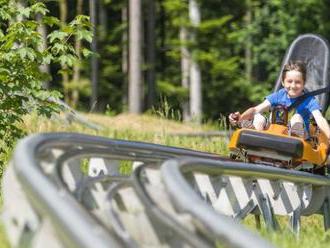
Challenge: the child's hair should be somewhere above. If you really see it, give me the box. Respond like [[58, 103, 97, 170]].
[[281, 60, 306, 82]]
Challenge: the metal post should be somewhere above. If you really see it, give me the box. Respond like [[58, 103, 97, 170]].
[[258, 194, 277, 230], [290, 207, 301, 235], [323, 198, 330, 230]]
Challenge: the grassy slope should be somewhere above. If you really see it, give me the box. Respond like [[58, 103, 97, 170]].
[[1, 112, 330, 247]]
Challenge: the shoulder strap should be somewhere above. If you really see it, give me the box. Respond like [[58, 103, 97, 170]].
[[287, 85, 330, 112]]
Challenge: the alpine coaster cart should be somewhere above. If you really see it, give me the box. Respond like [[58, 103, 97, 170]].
[[229, 34, 330, 174]]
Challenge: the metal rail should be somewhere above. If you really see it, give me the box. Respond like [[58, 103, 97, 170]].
[[11, 134, 123, 248], [131, 164, 214, 248], [161, 159, 275, 248], [6, 132, 330, 247], [162, 158, 330, 186], [3, 132, 234, 248], [161, 157, 330, 235]]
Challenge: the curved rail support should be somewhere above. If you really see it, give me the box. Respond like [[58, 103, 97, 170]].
[[161, 157, 330, 238], [161, 159, 274, 248], [5, 132, 330, 248], [1, 132, 237, 248], [6, 134, 123, 248]]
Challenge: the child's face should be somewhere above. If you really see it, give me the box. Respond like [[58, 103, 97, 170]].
[[282, 70, 305, 98]]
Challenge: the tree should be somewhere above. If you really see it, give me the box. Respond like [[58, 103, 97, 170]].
[[89, 0, 98, 110], [128, 0, 143, 113], [189, 0, 202, 122], [121, 4, 128, 107], [58, 0, 69, 102], [36, 13, 50, 88], [0, 0, 92, 155], [71, 0, 83, 108], [36, 0, 330, 123], [244, 0, 252, 82], [180, 25, 190, 121]]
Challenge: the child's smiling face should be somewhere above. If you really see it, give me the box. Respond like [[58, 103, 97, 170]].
[[282, 70, 305, 98]]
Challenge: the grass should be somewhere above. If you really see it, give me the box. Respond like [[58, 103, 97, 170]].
[[1, 111, 329, 247], [243, 215, 330, 247]]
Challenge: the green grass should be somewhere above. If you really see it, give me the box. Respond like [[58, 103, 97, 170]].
[[0, 224, 10, 248], [1, 112, 329, 247], [243, 215, 330, 247]]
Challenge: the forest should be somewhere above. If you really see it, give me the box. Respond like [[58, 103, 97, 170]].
[[45, 0, 330, 118], [2, 0, 330, 149]]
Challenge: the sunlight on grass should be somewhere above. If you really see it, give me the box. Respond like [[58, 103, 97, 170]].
[[0, 224, 10, 248], [241, 214, 330, 247]]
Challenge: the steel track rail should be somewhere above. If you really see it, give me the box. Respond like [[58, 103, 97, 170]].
[[161, 157, 330, 186], [75, 166, 212, 248], [132, 164, 214, 248], [12, 134, 123, 248], [161, 157, 330, 246], [40, 134, 224, 246], [9, 132, 272, 247], [46, 134, 256, 247], [105, 182, 140, 248], [161, 159, 275, 248], [28, 132, 222, 160]]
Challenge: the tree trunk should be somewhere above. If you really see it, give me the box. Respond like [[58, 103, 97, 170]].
[[89, 0, 99, 111], [180, 26, 190, 121], [146, 0, 156, 108], [245, 0, 252, 82], [36, 13, 50, 89], [59, 0, 69, 103], [99, 0, 108, 39], [159, 0, 166, 71], [189, 0, 202, 123], [122, 6, 128, 107], [129, 0, 143, 113], [72, 0, 83, 108]]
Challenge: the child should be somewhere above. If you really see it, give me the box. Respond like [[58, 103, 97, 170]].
[[228, 61, 330, 141]]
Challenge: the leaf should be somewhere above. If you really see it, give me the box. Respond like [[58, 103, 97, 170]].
[[17, 6, 31, 19], [82, 48, 93, 57], [51, 43, 66, 54], [42, 16, 60, 27], [17, 47, 27, 60], [199, 16, 232, 32], [42, 53, 53, 64], [48, 31, 68, 43], [76, 29, 93, 42], [58, 55, 68, 66], [31, 2, 48, 16]]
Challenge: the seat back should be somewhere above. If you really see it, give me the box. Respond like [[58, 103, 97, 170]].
[[274, 34, 330, 113]]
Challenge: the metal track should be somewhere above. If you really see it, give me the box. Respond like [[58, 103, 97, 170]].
[[4, 132, 330, 247]]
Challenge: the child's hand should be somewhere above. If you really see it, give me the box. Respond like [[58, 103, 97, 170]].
[[229, 112, 241, 126]]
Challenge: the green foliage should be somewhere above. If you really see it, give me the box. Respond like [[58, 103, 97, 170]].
[[237, 0, 330, 84], [95, 0, 126, 112], [0, 0, 92, 158], [158, 80, 188, 102], [31, 0, 330, 122]]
